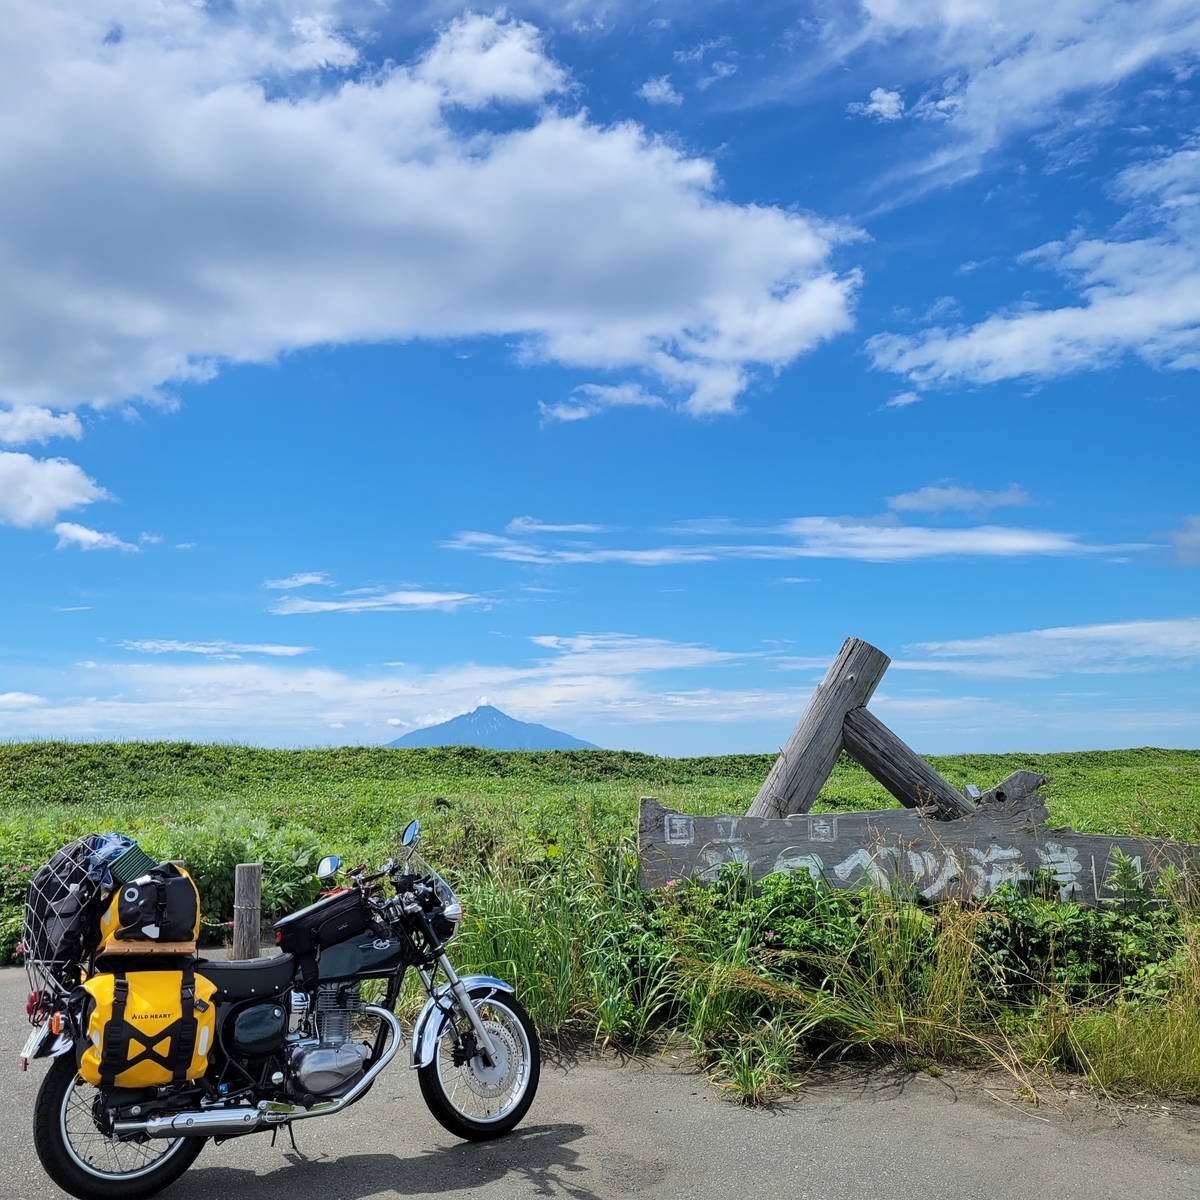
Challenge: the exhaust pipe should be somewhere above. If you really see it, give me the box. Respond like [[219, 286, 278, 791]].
[[114, 1005, 403, 1140]]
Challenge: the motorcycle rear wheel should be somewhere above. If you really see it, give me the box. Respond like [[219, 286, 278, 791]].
[[33, 1054, 205, 1200], [417, 988, 540, 1141]]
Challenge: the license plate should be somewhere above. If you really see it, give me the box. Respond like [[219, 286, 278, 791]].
[[21, 1024, 49, 1063]]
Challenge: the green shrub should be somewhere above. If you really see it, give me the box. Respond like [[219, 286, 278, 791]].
[[0, 905, 22, 967]]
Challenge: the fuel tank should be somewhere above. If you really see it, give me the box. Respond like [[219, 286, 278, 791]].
[[317, 932, 408, 981]]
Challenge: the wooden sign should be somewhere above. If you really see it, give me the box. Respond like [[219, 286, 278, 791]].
[[638, 796, 1198, 906]]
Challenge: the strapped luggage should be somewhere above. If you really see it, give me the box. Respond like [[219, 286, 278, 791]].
[[98, 863, 201, 955], [78, 962, 217, 1088], [23, 834, 137, 994]]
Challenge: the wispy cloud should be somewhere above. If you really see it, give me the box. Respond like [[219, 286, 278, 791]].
[[869, 143, 1200, 386], [121, 639, 312, 658], [264, 572, 332, 589], [0, 632, 798, 743], [54, 522, 137, 552], [506, 517, 611, 535], [895, 618, 1200, 678], [538, 383, 665, 423], [448, 512, 1118, 565], [271, 589, 480, 614], [1170, 517, 1200, 566], [847, 1, 1200, 189], [887, 484, 1033, 514]]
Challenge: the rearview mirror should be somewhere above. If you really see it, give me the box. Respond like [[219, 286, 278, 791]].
[[400, 819, 420, 848], [316, 855, 342, 880]]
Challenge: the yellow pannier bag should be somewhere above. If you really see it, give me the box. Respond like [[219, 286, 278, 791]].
[[98, 863, 202, 955], [79, 964, 217, 1088]]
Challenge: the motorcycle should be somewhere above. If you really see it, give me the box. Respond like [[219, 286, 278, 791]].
[[21, 819, 540, 1200]]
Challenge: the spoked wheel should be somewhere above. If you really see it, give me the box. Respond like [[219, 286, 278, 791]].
[[33, 1054, 204, 1200], [417, 988, 540, 1140]]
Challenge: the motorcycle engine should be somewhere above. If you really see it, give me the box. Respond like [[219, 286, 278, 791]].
[[287, 982, 371, 1097]]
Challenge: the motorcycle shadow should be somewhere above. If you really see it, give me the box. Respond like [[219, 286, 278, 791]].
[[169, 1122, 601, 1200]]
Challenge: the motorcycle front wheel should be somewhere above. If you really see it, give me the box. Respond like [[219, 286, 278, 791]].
[[417, 988, 540, 1140], [33, 1054, 204, 1200]]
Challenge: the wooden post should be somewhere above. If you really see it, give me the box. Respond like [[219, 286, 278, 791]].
[[841, 706, 975, 819], [232, 863, 262, 961], [747, 637, 891, 818]]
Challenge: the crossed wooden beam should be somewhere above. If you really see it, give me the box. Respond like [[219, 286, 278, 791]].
[[750, 636, 1005, 822], [637, 636, 1199, 902]]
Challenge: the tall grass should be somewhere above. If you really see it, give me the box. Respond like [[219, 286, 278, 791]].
[[439, 848, 1200, 1104], [1066, 915, 1200, 1099]]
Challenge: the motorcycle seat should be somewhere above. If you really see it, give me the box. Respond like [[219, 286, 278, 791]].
[[196, 953, 296, 1001]]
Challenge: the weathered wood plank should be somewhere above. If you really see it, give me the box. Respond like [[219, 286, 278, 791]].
[[638, 797, 1198, 906], [842, 706, 975, 819], [747, 638, 891, 818], [232, 862, 262, 961], [977, 771, 1051, 806]]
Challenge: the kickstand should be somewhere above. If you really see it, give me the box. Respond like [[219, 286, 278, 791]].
[[287, 1122, 299, 1153], [270, 1127, 278, 1148]]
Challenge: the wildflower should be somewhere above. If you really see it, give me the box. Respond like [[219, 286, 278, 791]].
[[665, 879, 677, 889], [764, 930, 777, 942]]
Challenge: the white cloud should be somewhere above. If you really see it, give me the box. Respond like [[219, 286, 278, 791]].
[[887, 483, 1033, 514], [895, 617, 1200, 678], [506, 516, 611, 534], [0, 631, 804, 743], [538, 382, 665, 422], [414, 10, 567, 108], [773, 517, 1093, 562], [449, 513, 1110, 565], [638, 75, 682, 105], [271, 588, 480, 614], [885, 391, 921, 408], [2, 624, 1197, 750], [264, 572, 333, 590], [868, 142, 1200, 385], [848, 87, 904, 121], [0, 406, 81, 445], [0, 6, 859, 418], [121, 639, 312, 658], [698, 61, 737, 90], [854, 0, 1200, 184], [54, 522, 137, 552], [1171, 516, 1200, 566], [0, 452, 106, 527]]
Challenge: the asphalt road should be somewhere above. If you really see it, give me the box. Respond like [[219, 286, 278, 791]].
[[2, 966, 1198, 1200]]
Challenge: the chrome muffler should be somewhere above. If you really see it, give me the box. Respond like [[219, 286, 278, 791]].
[[113, 1005, 402, 1140]]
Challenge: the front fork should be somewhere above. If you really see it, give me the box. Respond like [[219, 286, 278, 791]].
[[415, 957, 502, 1068]]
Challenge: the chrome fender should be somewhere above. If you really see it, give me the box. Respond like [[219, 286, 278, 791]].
[[410, 975, 514, 1069]]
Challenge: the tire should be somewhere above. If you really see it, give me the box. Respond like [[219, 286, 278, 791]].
[[33, 1054, 205, 1200], [417, 988, 540, 1141]]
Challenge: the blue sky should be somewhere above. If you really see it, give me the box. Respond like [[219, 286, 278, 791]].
[[1, 0, 1198, 753]]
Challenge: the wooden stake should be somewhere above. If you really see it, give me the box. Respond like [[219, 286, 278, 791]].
[[747, 637, 890, 818], [842, 706, 975, 819], [232, 862, 262, 961]]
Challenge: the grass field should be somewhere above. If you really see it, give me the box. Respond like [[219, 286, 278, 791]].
[[3, 741, 1200, 1102], [3, 742, 1198, 861]]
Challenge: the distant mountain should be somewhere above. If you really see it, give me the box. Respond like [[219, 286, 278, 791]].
[[386, 705, 599, 751]]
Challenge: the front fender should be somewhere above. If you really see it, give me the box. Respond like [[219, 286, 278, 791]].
[[410, 975, 514, 1069]]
